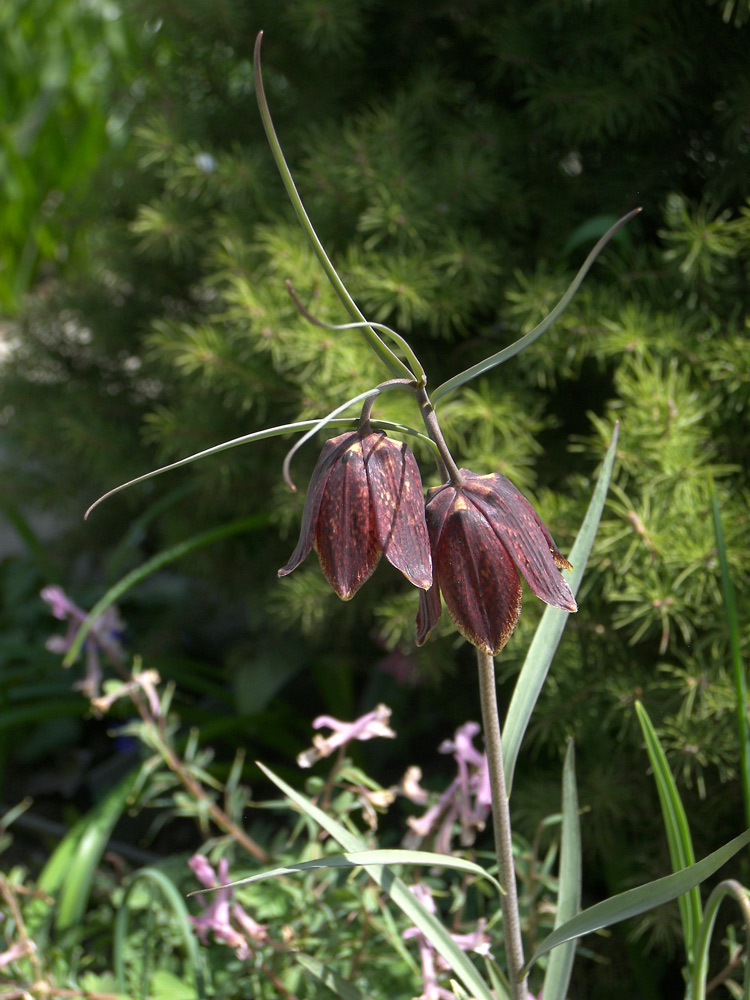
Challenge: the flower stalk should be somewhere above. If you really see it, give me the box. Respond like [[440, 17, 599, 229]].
[[476, 647, 528, 1000]]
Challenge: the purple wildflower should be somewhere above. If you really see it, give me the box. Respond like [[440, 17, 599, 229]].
[[297, 703, 396, 768], [188, 855, 268, 961], [41, 585, 125, 699], [403, 882, 493, 1000], [404, 722, 491, 854]]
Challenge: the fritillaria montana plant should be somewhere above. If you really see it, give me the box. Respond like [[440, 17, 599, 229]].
[[81, 33, 750, 1000]]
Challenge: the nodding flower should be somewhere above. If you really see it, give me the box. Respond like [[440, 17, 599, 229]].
[[416, 470, 577, 655], [279, 430, 432, 600]]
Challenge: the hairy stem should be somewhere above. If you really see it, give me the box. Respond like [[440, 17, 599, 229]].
[[476, 647, 528, 1000]]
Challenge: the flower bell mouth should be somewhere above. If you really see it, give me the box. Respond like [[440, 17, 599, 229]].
[[416, 470, 577, 655], [279, 430, 432, 600]]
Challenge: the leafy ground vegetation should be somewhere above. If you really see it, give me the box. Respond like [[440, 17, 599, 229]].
[[1, 0, 750, 997]]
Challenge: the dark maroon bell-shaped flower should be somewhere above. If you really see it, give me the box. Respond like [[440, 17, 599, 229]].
[[279, 430, 432, 600], [416, 470, 577, 655]]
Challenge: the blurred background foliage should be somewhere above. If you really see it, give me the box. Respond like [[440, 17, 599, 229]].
[[1, 0, 750, 995]]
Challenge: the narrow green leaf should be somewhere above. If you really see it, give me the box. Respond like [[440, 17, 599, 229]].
[[38, 770, 139, 930], [690, 879, 750, 1000], [542, 739, 581, 1000], [64, 516, 269, 666], [253, 33, 413, 381], [503, 424, 620, 792], [85, 418, 432, 518], [432, 210, 641, 403], [114, 866, 206, 999], [526, 828, 750, 972], [256, 761, 495, 1000], [192, 849, 502, 896], [712, 488, 750, 829], [294, 954, 365, 1000], [635, 700, 702, 959]]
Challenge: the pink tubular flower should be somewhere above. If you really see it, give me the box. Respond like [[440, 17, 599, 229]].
[[297, 703, 396, 768], [403, 882, 493, 1000], [41, 585, 125, 699], [405, 722, 490, 854], [188, 855, 268, 961]]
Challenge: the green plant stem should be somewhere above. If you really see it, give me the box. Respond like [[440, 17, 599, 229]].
[[476, 648, 528, 1000], [416, 385, 462, 486]]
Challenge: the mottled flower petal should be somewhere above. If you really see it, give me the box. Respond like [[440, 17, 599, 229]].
[[364, 434, 432, 589], [437, 500, 522, 655], [278, 432, 357, 578], [314, 443, 381, 599], [461, 471, 576, 612], [416, 580, 442, 647]]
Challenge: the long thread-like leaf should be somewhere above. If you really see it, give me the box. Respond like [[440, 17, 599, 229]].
[[635, 700, 701, 960], [253, 33, 413, 381], [526, 828, 750, 972], [432, 210, 641, 403], [503, 424, 619, 791]]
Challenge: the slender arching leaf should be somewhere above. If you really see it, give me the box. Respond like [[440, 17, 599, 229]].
[[64, 516, 270, 666], [432, 210, 641, 403], [542, 739, 581, 1000], [190, 849, 502, 897], [503, 424, 619, 792], [635, 700, 701, 960], [257, 761, 495, 1000], [253, 33, 413, 381], [526, 828, 750, 972], [690, 879, 750, 1000]]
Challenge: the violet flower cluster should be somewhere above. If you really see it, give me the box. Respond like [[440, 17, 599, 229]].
[[404, 722, 491, 855], [41, 585, 125, 699], [188, 854, 268, 961]]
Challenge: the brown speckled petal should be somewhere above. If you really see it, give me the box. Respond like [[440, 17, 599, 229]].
[[364, 433, 432, 590], [462, 471, 577, 613], [278, 432, 358, 579], [314, 440, 381, 600], [436, 499, 523, 655]]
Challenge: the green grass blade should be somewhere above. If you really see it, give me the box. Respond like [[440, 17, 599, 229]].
[[542, 739, 581, 1000], [37, 769, 139, 930], [294, 954, 365, 1000], [64, 515, 269, 666], [712, 489, 750, 829], [193, 849, 502, 897], [114, 866, 206, 999], [690, 880, 750, 1000], [256, 761, 495, 1000], [503, 424, 620, 792], [526, 828, 750, 972], [432, 210, 641, 403], [635, 700, 701, 960]]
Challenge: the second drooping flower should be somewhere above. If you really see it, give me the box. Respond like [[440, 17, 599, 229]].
[[416, 470, 577, 655], [279, 429, 432, 600]]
